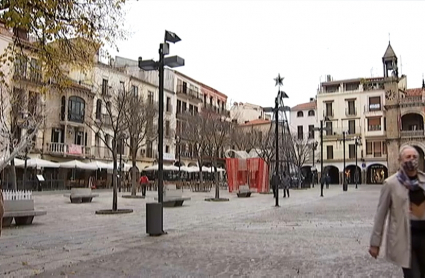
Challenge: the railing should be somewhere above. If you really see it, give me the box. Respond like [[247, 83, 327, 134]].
[[400, 96, 423, 104], [364, 104, 382, 113], [345, 108, 357, 116], [400, 130, 425, 137], [176, 85, 202, 100], [47, 142, 90, 156], [367, 125, 382, 132]]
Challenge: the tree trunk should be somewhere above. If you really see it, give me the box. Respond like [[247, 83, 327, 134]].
[[9, 146, 17, 191], [214, 153, 219, 199], [197, 157, 203, 184], [112, 151, 118, 211], [131, 150, 138, 196]]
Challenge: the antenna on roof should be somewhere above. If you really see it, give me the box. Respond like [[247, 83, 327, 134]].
[[370, 67, 373, 77], [400, 56, 403, 75], [388, 33, 390, 43]]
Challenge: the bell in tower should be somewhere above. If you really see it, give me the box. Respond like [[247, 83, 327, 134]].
[[382, 42, 398, 78]]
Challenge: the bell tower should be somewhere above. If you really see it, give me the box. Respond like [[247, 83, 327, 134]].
[[382, 42, 401, 175]]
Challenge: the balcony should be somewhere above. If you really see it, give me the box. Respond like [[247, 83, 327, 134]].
[[323, 109, 334, 118], [400, 130, 425, 138], [364, 104, 383, 115], [176, 85, 202, 103], [345, 108, 357, 117], [323, 126, 362, 138], [91, 146, 128, 160], [59, 112, 86, 127], [47, 142, 91, 157]]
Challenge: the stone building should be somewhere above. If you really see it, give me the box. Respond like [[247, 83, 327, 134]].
[[383, 44, 425, 175]]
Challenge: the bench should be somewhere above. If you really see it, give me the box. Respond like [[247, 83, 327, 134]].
[[237, 185, 251, 198], [2, 200, 47, 227], [64, 188, 99, 203], [155, 184, 191, 207]]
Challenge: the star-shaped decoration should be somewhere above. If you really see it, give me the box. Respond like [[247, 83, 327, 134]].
[[274, 74, 284, 87]]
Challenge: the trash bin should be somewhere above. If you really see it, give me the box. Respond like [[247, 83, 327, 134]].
[[146, 202, 163, 236]]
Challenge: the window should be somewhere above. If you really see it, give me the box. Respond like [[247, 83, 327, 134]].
[[146, 141, 153, 158], [166, 97, 171, 112], [325, 102, 333, 117], [131, 85, 138, 97], [308, 110, 315, 116], [297, 111, 304, 117], [325, 121, 332, 135], [349, 144, 355, 159], [29, 58, 42, 82], [148, 91, 154, 104], [14, 55, 27, 78], [368, 96, 381, 111], [366, 141, 372, 155], [60, 96, 66, 121], [102, 79, 108, 95], [297, 126, 303, 140], [383, 141, 387, 154], [165, 145, 170, 153], [75, 131, 84, 145], [308, 125, 314, 139], [368, 117, 381, 131], [326, 85, 339, 93], [348, 120, 355, 134], [347, 100, 356, 115], [96, 99, 102, 119], [346, 83, 359, 91], [374, 141, 382, 157], [51, 128, 63, 143], [119, 81, 125, 90], [177, 100, 182, 114], [326, 145, 333, 159], [165, 120, 170, 137], [68, 96, 85, 123], [183, 81, 187, 93], [28, 91, 38, 116]]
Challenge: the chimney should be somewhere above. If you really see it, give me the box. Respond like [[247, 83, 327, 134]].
[[326, 75, 332, 82], [309, 98, 314, 102]]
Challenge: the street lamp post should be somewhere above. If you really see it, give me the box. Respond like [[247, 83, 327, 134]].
[[341, 131, 348, 191], [354, 136, 362, 189], [139, 31, 184, 236], [176, 135, 181, 181], [311, 141, 318, 188], [313, 117, 330, 197]]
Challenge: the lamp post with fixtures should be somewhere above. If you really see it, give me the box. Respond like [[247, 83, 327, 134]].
[[310, 140, 318, 188], [354, 136, 362, 189], [313, 117, 330, 197], [139, 30, 185, 236]]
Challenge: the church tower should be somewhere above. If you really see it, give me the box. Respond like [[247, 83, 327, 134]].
[[383, 42, 401, 175]]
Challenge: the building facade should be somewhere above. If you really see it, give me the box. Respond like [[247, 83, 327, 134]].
[[289, 98, 318, 168], [230, 102, 269, 124]]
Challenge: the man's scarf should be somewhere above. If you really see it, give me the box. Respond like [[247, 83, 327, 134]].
[[397, 169, 423, 190]]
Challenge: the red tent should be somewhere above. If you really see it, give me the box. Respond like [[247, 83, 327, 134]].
[[226, 157, 269, 193]]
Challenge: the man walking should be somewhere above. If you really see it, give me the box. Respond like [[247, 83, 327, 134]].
[[283, 173, 290, 198], [271, 171, 280, 198], [139, 174, 149, 198], [369, 145, 425, 277]]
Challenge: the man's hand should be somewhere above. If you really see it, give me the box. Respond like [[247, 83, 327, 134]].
[[369, 246, 380, 259]]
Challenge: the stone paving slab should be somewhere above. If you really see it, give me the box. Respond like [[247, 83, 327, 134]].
[[0, 185, 401, 277]]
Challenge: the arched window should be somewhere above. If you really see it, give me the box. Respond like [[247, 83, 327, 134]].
[[297, 111, 304, 117], [68, 96, 85, 123], [96, 99, 102, 119], [60, 96, 66, 121], [308, 110, 315, 116]]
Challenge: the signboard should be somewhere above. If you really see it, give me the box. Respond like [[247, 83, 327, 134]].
[[163, 153, 175, 161], [68, 144, 83, 155], [36, 174, 45, 182]]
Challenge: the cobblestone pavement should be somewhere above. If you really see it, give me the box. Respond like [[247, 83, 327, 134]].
[[0, 185, 401, 277]]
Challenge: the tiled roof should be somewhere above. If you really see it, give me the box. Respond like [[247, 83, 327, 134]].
[[291, 101, 316, 111], [405, 88, 423, 96], [240, 119, 271, 126]]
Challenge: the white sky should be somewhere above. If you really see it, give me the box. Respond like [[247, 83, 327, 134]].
[[110, 0, 425, 109]]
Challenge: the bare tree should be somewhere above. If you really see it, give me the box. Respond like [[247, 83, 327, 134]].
[[229, 125, 255, 153], [203, 110, 231, 200], [180, 112, 208, 184], [87, 85, 128, 211], [123, 93, 157, 196]]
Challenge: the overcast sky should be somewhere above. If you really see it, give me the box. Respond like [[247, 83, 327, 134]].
[[110, 0, 425, 109]]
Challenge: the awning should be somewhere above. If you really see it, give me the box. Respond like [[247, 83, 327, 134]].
[[59, 160, 98, 170]]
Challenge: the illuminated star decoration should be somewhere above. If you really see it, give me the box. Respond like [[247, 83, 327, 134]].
[[274, 74, 284, 87]]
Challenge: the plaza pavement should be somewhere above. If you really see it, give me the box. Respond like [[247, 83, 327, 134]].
[[0, 185, 401, 277]]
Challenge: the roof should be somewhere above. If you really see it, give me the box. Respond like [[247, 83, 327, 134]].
[[174, 70, 228, 99], [291, 101, 316, 111], [405, 88, 423, 96], [239, 119, 271, 126], [321, 77, 384, 86], [383, 42, 397, 59]]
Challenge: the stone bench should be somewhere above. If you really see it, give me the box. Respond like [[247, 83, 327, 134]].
[[237, 185, 251, 198], [64, 188, 99, 203], [2, 200, 47, 227], [155, 184, 191, 207]]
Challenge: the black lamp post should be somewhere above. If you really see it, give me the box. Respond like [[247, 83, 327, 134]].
[[354, 136, 362, 189], [340, 131, 348, 191], [313, 117, 330, 197], [139, 31, 184, 236], [310, 141, 318, 188], [176, 135, 181, 181]]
